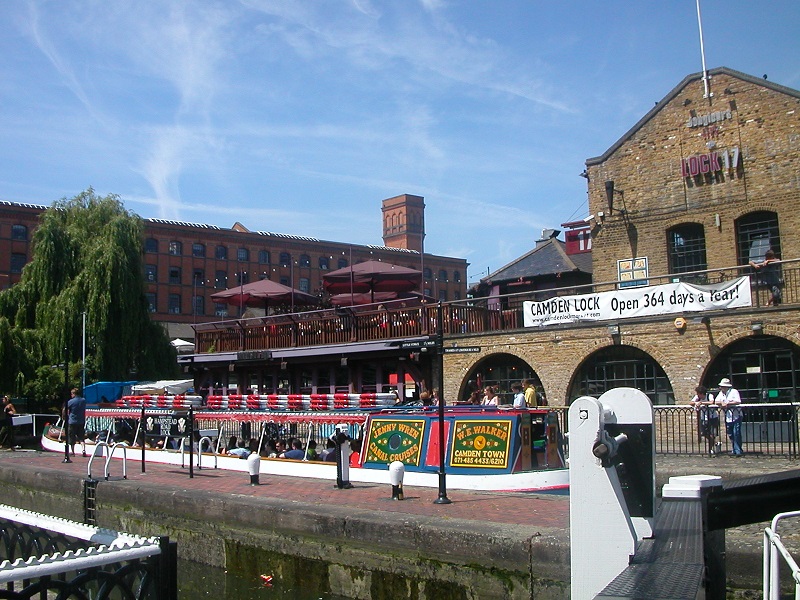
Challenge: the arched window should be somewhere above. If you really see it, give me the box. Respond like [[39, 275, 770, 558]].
[[299, 254, 311, 267], [438, 269, 448, 281], [736, 211, 781, 265], [237, 248, 249, 262], [215, 245, 228, 260], [667, 223, 707, 276], [168, 241, 182, 256], [338, 257, 348, 269], [145, 238, 158, 253], [258, 250, 270, 264], [280, 252, 291, 267], [454, 271, 462, 283], [192, 243, 206, 257], [319, 256, 330, 270]]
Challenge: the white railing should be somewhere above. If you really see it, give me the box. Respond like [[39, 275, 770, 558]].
[[0, 504, 162, 584], [763, 510, 800, 600]]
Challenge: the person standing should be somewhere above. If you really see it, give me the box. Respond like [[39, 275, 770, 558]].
[[715, 378, 743, 456], [522, 379, 538, 408], [691, 385, 720, 455], [0, 395, 16, 450], [749, 249, 782, 306], [481, 386, 498, 406], [511, 383, 526, 409], [66, 388, 87, 457]]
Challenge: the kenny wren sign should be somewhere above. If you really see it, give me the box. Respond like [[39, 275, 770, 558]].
[[523, 276, 751, 327]]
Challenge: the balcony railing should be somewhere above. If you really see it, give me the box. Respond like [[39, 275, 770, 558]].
[[194, 259, 800, 355]]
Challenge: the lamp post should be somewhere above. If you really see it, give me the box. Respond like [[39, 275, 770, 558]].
[[62, 346, 71, 463], [81, 312, 86, 392], [349, 246, 354, 306], [433, 301, 450, 504]]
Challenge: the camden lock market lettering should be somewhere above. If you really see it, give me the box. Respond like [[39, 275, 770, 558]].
[[450, 420, 512, 469], [364, 419, 425, 466]]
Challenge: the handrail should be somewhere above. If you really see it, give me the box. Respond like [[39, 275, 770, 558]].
[[87, 441, 128, 481], [763, 510, 800, 600], [193, 260, 800, 355]]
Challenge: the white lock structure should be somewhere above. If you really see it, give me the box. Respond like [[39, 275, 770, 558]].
[[568, 387, 655, 600]]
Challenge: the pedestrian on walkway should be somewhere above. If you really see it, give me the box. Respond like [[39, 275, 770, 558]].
[[691, 385, 720, 455], [65, 388, 87, 457], [715, 378, 743, 456]]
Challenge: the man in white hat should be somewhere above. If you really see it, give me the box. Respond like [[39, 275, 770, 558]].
[[715, 378, 743, 456]]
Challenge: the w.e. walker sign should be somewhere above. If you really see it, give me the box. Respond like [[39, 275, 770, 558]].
[[523, 276, 751, 327]]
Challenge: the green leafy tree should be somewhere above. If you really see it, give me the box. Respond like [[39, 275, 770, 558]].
[[0, 189, 177, 398]]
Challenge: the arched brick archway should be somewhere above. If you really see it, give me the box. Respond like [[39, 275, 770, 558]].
[[703, 332, 800, 403], [457, 352, 543, 404], [567, 344, 675, 405]]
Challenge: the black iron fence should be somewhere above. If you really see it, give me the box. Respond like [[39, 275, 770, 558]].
[[550, 403, 799, 458]]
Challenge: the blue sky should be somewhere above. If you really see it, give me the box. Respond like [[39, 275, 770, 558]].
[[1, 1, 798, 284]]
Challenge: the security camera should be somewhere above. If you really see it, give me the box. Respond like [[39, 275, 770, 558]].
[[584, 214, 596, 223]]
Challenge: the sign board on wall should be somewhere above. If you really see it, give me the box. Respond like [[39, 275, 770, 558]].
[[565, 227, 592, 254], [523, 276, 752, 327]]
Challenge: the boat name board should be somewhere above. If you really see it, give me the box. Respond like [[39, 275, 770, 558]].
[[450, 420, 513, 469]]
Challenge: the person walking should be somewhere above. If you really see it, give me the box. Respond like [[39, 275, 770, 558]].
[[66, 388, 87, 457], [715, 378, 743, 456]]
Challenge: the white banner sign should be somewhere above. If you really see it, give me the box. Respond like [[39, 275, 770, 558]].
[[523, 276, 752, 327]]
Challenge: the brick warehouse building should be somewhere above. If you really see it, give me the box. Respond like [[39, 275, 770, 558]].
[[0, 194, 468, 342], [441, 67, 800, 407], [175, 66, 800, 405]]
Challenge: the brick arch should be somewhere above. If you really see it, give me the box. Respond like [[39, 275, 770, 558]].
[[732, 203, 780, 221], [452, 350, 541, 402], [564, 339, 677, 405]]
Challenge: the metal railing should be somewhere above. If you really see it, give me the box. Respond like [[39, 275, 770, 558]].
[[549, 403, 799, 458], [0, 504, 177, 599], [193, 259, 800, 355], [763, 511, 800, 600]]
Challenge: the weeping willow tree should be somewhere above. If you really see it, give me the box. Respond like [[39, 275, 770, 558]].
[[0, 189, 176, 398]]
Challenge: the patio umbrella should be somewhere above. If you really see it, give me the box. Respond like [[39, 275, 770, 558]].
[[329, 290, 435, 307], [210, 279, 317, 312], [323, 260, 422, 303]]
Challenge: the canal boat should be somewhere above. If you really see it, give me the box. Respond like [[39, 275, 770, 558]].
[[40, 393, 569, 492]]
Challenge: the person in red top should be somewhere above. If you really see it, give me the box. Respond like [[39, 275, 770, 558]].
[[349, 438, 362, 468]]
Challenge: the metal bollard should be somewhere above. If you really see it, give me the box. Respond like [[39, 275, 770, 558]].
[[246, 451, 260, 485], [389, 461, 405, 500]]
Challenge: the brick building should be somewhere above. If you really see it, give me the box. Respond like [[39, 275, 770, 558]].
[[441, 67, 800, 406], [0, 194, 468, 341]]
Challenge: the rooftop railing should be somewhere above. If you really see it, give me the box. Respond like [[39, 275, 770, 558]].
[[195, 259, 800, 355]]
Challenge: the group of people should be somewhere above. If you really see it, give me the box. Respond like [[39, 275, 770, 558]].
[[691, 377, 743, 456], [223, 435, 362, 466], [466, 380, 547, 408]]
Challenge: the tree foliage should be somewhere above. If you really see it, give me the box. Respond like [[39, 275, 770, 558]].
[[0, 189, 177, 397]]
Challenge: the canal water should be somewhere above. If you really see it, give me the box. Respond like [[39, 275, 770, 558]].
[[178, 558, 349, 599]]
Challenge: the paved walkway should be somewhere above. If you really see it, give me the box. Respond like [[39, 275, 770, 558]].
[[2, 446, 797, 594], [0, 447, 571, 529], [2, 447, 796, 527]]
